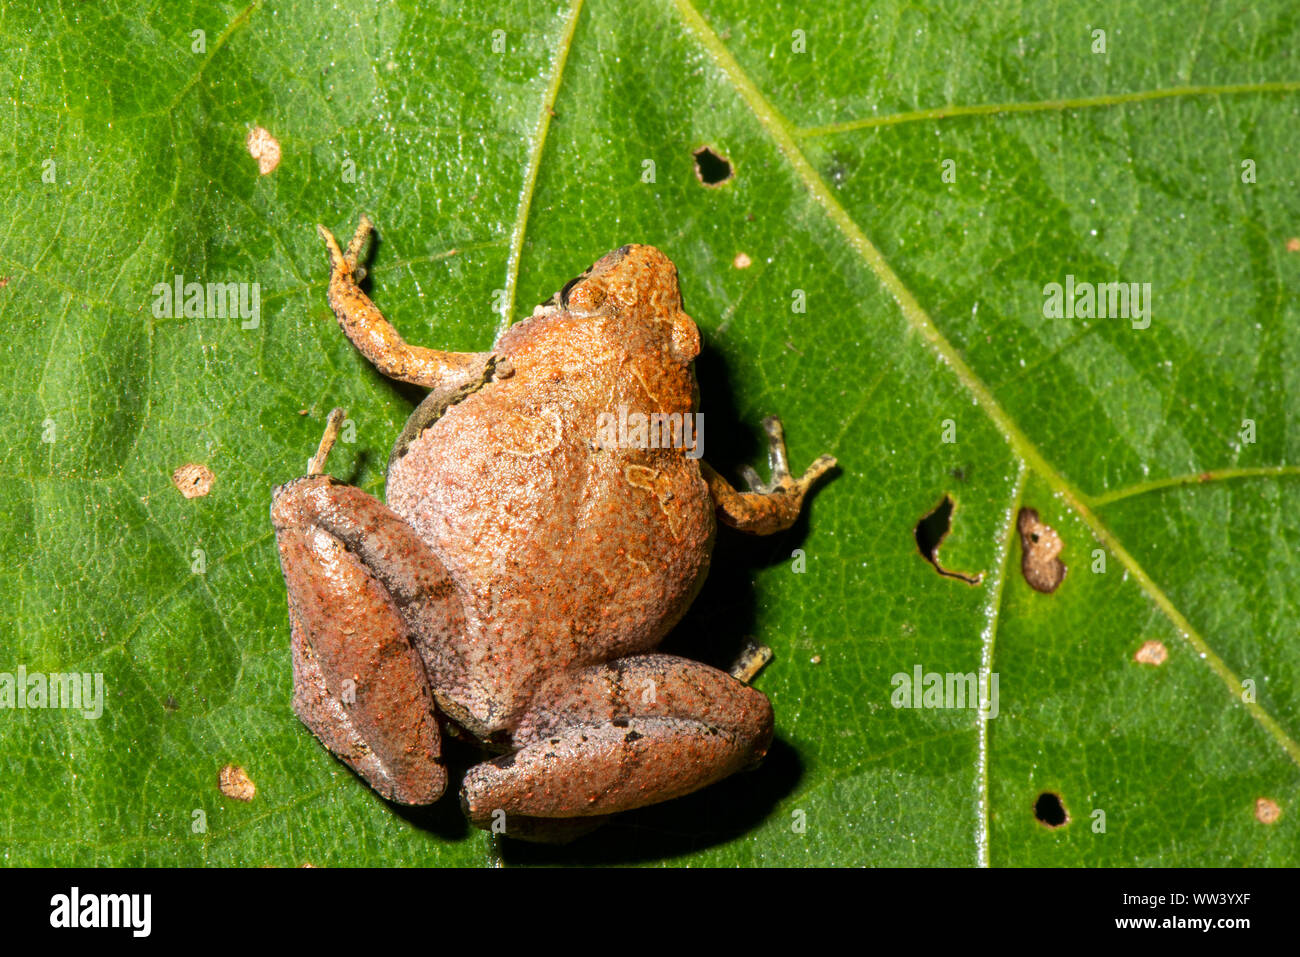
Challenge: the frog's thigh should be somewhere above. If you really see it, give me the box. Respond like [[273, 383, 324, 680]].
[[272, 476, 451, 805], [460, 655, 773, 826]]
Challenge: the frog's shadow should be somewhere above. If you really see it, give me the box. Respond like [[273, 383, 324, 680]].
[[385, 734, 803, 861]]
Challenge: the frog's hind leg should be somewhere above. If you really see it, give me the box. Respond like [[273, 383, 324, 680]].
[[272, 449, 466, 806], [459, 655, 772, 835], [317, 216, 504, 393], [286, 615, 437, 803]]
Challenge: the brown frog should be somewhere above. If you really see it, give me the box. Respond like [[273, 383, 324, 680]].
[[271, 216, 835, 841]]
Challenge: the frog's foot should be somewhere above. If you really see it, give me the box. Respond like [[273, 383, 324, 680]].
[[703, 415, 837, 535], [459, 655, 772, 837], [729, 640, 773, 685], [307, 406, 347, 476], [272, 473, 466, 806], [316, 217, 497, 392]]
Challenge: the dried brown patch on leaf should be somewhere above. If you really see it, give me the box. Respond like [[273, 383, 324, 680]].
[[1255, 797, 1281, 825], [1134, 640, 1168, 666], [172, 463, 214, 498], [733, 252, 752, 269], [219, 764, 256, 802], [1286, 237, 1300, 253], [246, 126, 282, 175], [1018, 507, 1066, 593]]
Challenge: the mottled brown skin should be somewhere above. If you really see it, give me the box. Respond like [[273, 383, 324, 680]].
[[271, 217, 835, 840]]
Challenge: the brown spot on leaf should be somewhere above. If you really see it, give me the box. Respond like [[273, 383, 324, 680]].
[[692, 146, 733, 186], [1134, 640, 1168, 666], [172, 463, 214, 499], [915, 495, 983, 585], [733, 252, 752, 269], [0, 276, 9, 288], [219, 764, 256, 802], [1018, 507, 1066, 593], [1286, 237, 1300, 253], [246, 126, 281, 175], [1255, 797, 1281, 824]]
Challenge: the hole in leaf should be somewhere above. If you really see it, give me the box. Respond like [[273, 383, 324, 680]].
[[692, 146, 733, 186], [1034, 792, 1069, 828], [915, 495, 953, 555], [914, 495, 982, 585]]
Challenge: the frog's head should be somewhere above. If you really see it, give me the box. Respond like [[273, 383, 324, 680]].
[[536, 244, 700, 364]]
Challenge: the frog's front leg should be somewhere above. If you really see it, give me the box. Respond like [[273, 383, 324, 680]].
[[703, 415, 836, 535], [317, 216, 501, 392], [271, 421, 466, 805], [459, 655, 772, 831]]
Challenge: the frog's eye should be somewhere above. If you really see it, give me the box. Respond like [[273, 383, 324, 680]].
[[535, 271, 586, 313], [558, 274, 584, 308]]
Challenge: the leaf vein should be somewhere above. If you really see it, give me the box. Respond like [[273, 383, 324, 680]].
[[798, 80, 1300, 138]]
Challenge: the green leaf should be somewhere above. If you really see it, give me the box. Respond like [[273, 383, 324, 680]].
[[2, 0, 1297, 865]]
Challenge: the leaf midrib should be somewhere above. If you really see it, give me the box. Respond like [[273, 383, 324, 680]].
[[500, 0, 586, 338]]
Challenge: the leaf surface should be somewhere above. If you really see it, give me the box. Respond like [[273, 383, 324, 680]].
[[1, 0, 1297, 865]]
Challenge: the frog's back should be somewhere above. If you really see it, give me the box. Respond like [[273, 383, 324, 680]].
[[385, 289, 714, 731]]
